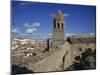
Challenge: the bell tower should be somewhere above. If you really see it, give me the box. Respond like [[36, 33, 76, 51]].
[[53, 9, 66, 47]]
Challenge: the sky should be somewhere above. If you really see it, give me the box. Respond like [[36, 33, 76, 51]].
[[12, 1, 96, 39]]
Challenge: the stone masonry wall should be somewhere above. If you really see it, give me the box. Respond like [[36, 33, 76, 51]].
[[28, 43, 95, 73], [28, 42, 72, 72]]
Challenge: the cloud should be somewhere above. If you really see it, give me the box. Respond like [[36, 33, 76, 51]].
[[26, 28, 37, 33], [23, 22, 40, 34], [50, 13, 70, 17], [19, 2, 28, 6], [38, 33, 42, 35], [89, 33, 95, 35], [12, 28, 19, 33], [67, 33, 95, 37], [31, 22, 40, 27], [24, 23, 29, 27], [67, 33, 76, 36], [18, 33, 29, 36], [18, 2, 29, 10], [63, 13, 70, 17], [47, 33, 52, 36], [24, 22, 40, 28]]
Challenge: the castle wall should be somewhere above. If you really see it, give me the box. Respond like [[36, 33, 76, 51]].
[[27, 42, 95, 72], [64, 43, 96, 69], [71, 43, 96, 58], [28, 42, 72, 72]]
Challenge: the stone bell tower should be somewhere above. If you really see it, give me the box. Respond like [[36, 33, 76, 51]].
[[53, 9, 66, 48]]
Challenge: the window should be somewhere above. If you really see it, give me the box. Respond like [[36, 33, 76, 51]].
[[62, 23, 63, 28], [54, 24, 56, 28], [79, 48, 82, 51], [57, 23, 60, 28], [54, 19, 56, 28]]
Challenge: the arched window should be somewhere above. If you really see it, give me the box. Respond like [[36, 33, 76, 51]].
[[54, 19, 56, 28], [54, 24, 56, 28], [57, 23, 60, 28], [62, 23, 63, 28], [79, 48, 82, 51]]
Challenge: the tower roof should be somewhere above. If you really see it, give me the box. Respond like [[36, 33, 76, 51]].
[[55, 9, 64, 20]]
